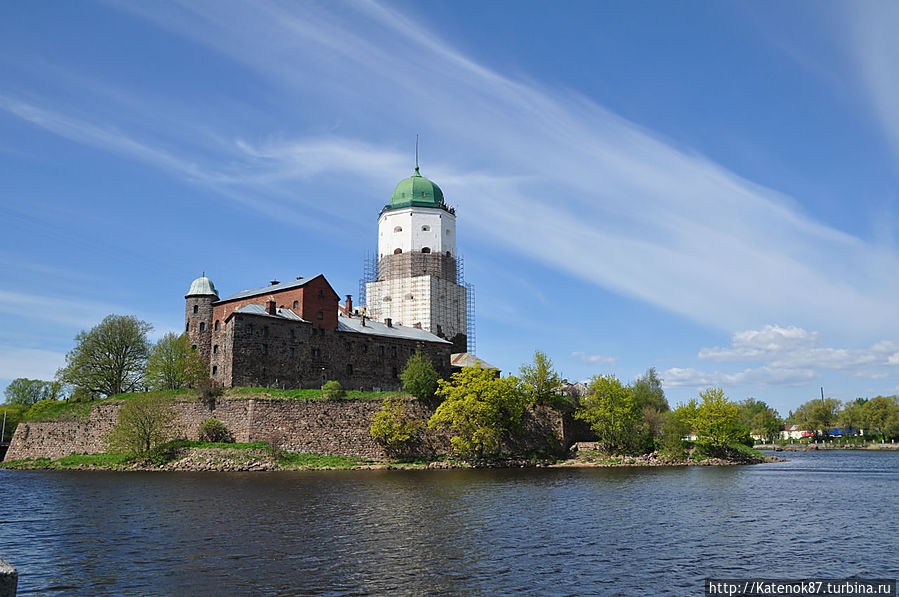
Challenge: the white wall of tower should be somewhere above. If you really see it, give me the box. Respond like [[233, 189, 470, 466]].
[[378, 207, 456, 259]]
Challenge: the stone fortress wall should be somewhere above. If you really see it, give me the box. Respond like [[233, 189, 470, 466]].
[[4, 396, 570, 462]]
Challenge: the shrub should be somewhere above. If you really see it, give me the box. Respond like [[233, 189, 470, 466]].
[[105, 393, 178, 455], [322, 380, 345, 400], [196, 378, 223, 399], [400, 352, 439, 402], [370, 396, 424, 457], [198, 418, 233, 443]]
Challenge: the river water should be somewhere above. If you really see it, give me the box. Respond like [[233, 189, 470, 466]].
[[0, 450, 896, 596]]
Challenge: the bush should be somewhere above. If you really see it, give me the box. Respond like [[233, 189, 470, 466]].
[[370, 396, 424, 457], [196, 378, 223, 399], [322, 380, 345, 400], [198, 418, 233, 443], [105, 393, 178, 455], [146, 439, 191, 466], [400, 352, 439, 402]]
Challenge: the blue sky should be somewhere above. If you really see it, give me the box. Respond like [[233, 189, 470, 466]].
[[2, 1, 899, 416]]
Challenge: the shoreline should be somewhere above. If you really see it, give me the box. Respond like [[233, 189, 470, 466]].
[[754, 443, 899, 452]]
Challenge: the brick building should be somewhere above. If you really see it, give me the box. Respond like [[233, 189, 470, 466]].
[[185, 273, 452, 390]]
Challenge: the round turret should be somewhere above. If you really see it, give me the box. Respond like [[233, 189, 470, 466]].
[[186, 275, 219, 298]]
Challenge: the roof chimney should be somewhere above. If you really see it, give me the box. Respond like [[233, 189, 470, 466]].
[[385, 318, 392, 328], [267, 300, 276, 315], [270, 279, 280, 286], [361, 315, 366, 326], [344, 294, 353, 314]]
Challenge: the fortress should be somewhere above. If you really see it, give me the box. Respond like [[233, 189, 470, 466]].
[[186, 165, 470, 391]]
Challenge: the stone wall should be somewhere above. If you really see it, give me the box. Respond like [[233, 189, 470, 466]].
[[4, 397, 568, 462]]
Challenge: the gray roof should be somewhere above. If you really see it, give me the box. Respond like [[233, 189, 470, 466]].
[[338, 314, 451, 344], [186, 276, 219, 298], [217, 276, 319, 303], [450, 353, 497, 369], [231, 304, 308, 322]]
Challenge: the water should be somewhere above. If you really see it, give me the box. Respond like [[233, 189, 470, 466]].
[[1, 451, 896, 596]]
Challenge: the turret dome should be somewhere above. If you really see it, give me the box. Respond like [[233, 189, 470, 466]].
[[388, 166, 445, 210], [186, 275, 218, 298]]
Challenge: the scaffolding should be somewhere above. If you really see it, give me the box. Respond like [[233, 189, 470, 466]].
[[465, 281, 476, 355], [358, 250, 378, 307]]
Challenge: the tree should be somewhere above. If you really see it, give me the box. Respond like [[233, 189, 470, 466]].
[[794, 397, 841, 438], [575, 374, 647, 454], [144, 333, 207, 390], [57, 314, 152, 398], [400, 351, 439, 401], [3, 378, 65, 405], [370, 395, 424, 457], [631, 368, 669, 413], [862, 395, 899, 442], [737, 398, 782, 442], [518, 351, 561, 406], [105, 393, 178, 455], [690, 387, 742, 447], [659, 402, 695, 458], [428, 367, 527, 458], [838, 398, 867, 435]]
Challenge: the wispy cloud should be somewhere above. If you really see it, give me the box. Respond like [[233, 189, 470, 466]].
[[572, 351, 618, 365], [0, 347, 67, 380], [6, 0, 899, 344], [663, 324, 899, 388]]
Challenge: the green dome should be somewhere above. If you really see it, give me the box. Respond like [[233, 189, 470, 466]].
[[388, 166, 445, 209]]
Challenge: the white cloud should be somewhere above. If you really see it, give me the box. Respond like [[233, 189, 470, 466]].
[[663, 366, 816, 389], [571, 351, 618, 365]]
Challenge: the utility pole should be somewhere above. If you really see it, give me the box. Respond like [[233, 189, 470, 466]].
[[820, 387, 825, 402], [1, 410, 6, 444]]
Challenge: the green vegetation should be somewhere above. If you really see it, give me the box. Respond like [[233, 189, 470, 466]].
[[197, 418, 234, 443], [4, 378, 66, 406], [321, 380, 345, 400], [57, 314, 153, 398], [689, 387, 744, 447], [575, 374, 648, 454], [793, 397, 841, 438], [105, 393, 177, 455], [400, 351, 439, 401], [0, 403, 27, 441], [428, 366, 527, 458], [370, 395, 424, 457], [518, 351, 562, 406], [145, 332, 207, 390], [737, 398, 782, 443]]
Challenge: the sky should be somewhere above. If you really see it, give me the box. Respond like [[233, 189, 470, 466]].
[[2, 0, 899, 416]]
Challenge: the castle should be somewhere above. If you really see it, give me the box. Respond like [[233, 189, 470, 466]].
[[185, 166, 469, 390]]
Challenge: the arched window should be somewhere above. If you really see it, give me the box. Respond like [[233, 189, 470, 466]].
[[421, 247, 431, 254], [394, 226, 403, 233], [185, 322, 189, 332], [421, 225, 430, 231], [446, 251, 451, 257], [292, 300, 299, 309], [213, 345, 218, 355], [214, 320, 220, 331], [193, 305, 199, 314], [393, 248, 402, 254], [199, 322, 206, 332], [212, 365, 218, 376]]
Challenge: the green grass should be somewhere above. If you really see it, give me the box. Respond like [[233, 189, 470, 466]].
[[1, 453, 132, 470]]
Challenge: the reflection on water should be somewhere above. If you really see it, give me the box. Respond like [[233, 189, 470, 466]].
[[0, 451, 896, 596]]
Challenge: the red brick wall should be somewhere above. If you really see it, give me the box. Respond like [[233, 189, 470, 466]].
[[212, 276, 339, 331]]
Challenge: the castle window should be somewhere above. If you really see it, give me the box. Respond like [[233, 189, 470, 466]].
[[446, 251, 451, 257], [421, 247, 431, 254], [392, 347, 397, 357], [317, 311, 324, 320], [213, 345, 218, 355], [346, 364, 353, 376], [393, 248, 402, 254], [293, 300, 299, 309], [263, 326, 269, 337], [290, 347, 295, 358], [394, 226, 403, 233], [421, 192, 426, 197], [212, 365, 218, 376], [192, 344, 197, 351], [199, 322, 206, 332], [318, 289, 324, 299], [185, 322, 189, 332], [446, 229, 452, 235], [193, 305, 199, 314], [362, 344, 368, 353], [263, 344, 268, 355], [290, 329, 295, 339], [312, 348, 321, 358], [392, 366, 398, 378], [345, 342, 351, 352], [422, 225, 430, 231], [214, 320, 220, 331], [379, 346, 385, 356]]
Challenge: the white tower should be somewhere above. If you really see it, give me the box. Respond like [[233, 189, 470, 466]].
[[366, 166, 468, 352]]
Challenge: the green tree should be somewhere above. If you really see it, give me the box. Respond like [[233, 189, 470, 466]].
[[400, 351, 439, 401], [428, 367, 527, 458], [794, 397, 841, 438], [575, 374, 647, 454], [1, 404, 27, 442], [518, 351, 561, 406], [105, 393, 178, 455], [145, 332, 207, 390], [690, 387, 742, 447], [57, 314, 152, 397], [862, 395, 899, 442], [631, 368, 669, 413], [370, 395, 424, 457], [838, 398, 867, 435], [3, 378, 65, 405], [659, 402, 695, 458], [737, 398, 782, 442]]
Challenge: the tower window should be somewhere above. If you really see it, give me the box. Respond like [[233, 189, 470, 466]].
[[192, 344, 197, 351], [394, 226, 403, 233], [421, 225, 430, 231], [446, 251, 451, 257], [290, 347, 295, 357], [212, 365, 218, 376], [394, 248, 402, 254], [318, 289, 324, 298], [346, 364, 353, 376], [199, 322, 206, 332], [193, 305, 199, 314], [446, 229, 452, 235], [421, 247, 431, 254], [263, 344, 268, 355], [263, 326, 269, 337], [213, 345, 218, 355], [214, 320, 220, 331], [185, 322, 190, 332], [317, 311, 324, 320], [293, 300, 299, 309]]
